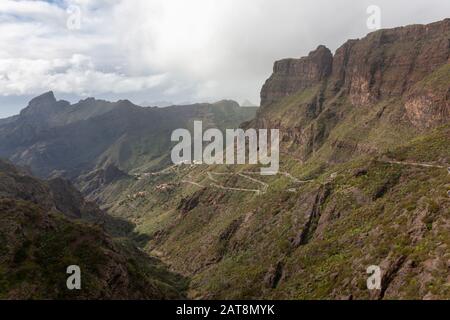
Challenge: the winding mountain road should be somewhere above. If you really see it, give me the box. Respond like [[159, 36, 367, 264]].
[[128, 158, 449, 200]]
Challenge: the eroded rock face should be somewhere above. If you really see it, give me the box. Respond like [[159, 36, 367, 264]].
[[260, 45, 333, 107], [332, 19, 450, 107], [404, 89, 450, 128], [260, 19, 450, 128], [403, 63, 450, 128]]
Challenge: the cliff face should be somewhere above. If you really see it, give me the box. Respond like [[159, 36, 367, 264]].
[[261, 45, 333, 107], [332, 19, 450, 113], [260, 19, 450, 129], [254, 19, 450, 164]]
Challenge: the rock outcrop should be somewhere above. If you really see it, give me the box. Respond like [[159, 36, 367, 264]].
[[254, 18, 450, 165], [331, 19, 450, 107], [18, 91, 71, 129], [261, 45, 333, 107], [260, 19, 450, 128]]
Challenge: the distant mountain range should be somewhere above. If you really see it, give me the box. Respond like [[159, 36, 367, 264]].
[[0, 93, 257, 180]]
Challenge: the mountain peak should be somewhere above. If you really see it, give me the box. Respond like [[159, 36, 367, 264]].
[[311, 45, 331, 56], [260, 45, 333, 107], [28, 91, 57, 106], [20, 91, 69, 120], [213, 99, 240, 107]]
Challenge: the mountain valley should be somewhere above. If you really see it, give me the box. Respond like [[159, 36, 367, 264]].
[[0, 18, 449, 300]]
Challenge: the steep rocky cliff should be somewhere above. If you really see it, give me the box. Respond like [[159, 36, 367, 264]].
[[261, 45, 333, 107], [262, 19, 450, 112], [253, 19, 450, 164]]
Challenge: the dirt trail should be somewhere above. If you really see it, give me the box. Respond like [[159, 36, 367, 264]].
[[210, 182, 263, 194], [133, 164, 315, 196], [113, 156, 450, 211], [380, 159, 449, 170], [171, 159, 449, 196], [181, 180, 205, 188]]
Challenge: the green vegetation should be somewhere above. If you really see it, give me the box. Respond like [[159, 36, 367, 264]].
[[101, 119, 450, 299], [0, 161, 187, 300]]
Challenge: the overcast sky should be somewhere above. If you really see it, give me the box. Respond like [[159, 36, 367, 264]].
[[0, 0, 449, 117]]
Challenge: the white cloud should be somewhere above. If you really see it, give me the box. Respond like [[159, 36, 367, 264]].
[[0, 54, 167, 95], [0, 0, 449, 115], [0, 0, 65, 20]]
